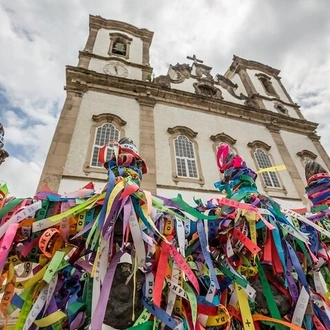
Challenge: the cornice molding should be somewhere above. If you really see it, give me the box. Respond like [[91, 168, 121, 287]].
[[297, 150, 317, 160], [167, 126, 198, 139], [230, 55, 280, 77], [109, 32, 133, 42], [89, 15, 154, 43], [210, 133, 237, 145], [247, 140, 272, 151], [266, 122, 281, 133], [252, 93, 299, 108], [92, 113, 127, 126], [308, 133, 321, 141], [136, 96, 157, 107], [64, 66, 319, 137]]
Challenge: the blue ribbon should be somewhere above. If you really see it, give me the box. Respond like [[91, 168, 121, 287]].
[[197, 219, 220, 290], [285, 241, 309, 292], [142, 295, 178, 329]]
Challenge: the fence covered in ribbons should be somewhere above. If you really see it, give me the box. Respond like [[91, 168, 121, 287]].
[[0, 142, 330, 330]]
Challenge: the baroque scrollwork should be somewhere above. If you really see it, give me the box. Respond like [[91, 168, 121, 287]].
[[193, 82, 222, 99], [215, 74, 259, 109]]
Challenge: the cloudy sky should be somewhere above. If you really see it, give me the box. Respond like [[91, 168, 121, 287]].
[[0, 0, 329, 197]]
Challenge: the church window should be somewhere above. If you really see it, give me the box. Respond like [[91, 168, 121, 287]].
[[254, 148, 281, 188], [256, 73, 278, 97], [247, 140, 285, 192], [84, 113, 126, 174], [174, 135, 198, 178], [112, 39, 126, 56], [168, 126, 204, 184], [193, 83, 223, 99], [199, 85, 216, 97], [91, 123, 119, 167], [109, 33, 132, 59], [274, 103, 288, 115]]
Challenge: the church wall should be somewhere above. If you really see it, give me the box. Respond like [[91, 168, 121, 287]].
[[59, 178, 107, 195], [262, 99, 300, 119], [220, 88, 246, 105], [230, 73, 248, 96], [170, 78, 196, 94], [153, 103, 300, 199], [92, 28, 143, 64], [247, 69, 291, 103], [62, 91, 140, 180], [88, 58, 142, 79], [280, 130, 329, 180]]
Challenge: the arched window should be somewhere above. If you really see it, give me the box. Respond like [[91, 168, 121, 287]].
[[112, 39, 126, 56], [91, 123, 119, 167], [174, 135, 198, 178], [84, 113, 126, 173], [254, 148, 281, 188], [274, 103, 288, 115], [168, 126, 204, 184], [247, 140, 285, 192], [193, 83, 222, 99], [109, 33, 132, 59], [256, 73, 278, 97]]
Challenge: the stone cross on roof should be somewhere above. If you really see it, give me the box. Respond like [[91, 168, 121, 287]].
[[187, 54, 204, 64]]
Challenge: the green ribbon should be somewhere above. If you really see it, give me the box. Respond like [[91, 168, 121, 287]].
[[216, 261, 248, 288], [14, 286, 35, 330], [255, 258, 284, 330], [128, 321, 154, 330], [0, 198, 24, 218], [170, 194, 218, 220]]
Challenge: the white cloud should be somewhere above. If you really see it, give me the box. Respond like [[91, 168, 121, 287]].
[[0, 0, 330, 196], [1, 156, 41, 197]]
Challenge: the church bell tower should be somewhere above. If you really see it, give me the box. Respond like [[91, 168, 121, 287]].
[[38, 16, 154, 193]]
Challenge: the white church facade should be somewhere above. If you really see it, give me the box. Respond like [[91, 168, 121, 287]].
[[38, 15, 330, 208]]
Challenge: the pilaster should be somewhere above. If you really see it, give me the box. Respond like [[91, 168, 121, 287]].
[[266, 124, 306, 200], [309, 133, 330, 171], [237, 68, 264, 109], [83, 26, 99, 54], [137, 96, 157, 194], [38, 91, 83, 192]]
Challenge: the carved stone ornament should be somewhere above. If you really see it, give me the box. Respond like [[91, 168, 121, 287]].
[[216, 74, 238, 90], [153, 74, 171, 88], [193, 82, 222, 99], [171, 63, 191, 79], [194, 63, 213, 81], [215, 74, 259, 109]]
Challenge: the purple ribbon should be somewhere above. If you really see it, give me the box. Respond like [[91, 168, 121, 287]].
[[90, 251, 124, 329]]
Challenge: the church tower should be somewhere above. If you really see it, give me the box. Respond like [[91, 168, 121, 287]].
[[39, 15, 156, 193], [39, 15, 330, 208]]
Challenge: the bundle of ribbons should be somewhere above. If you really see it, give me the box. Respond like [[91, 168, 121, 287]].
[[0, 141, 330, 330]]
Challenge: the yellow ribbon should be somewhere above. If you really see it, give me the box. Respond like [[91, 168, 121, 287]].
[[33, 310, 67, 327], [257, 165, 286, 174], [235, 283, 255, 330]]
